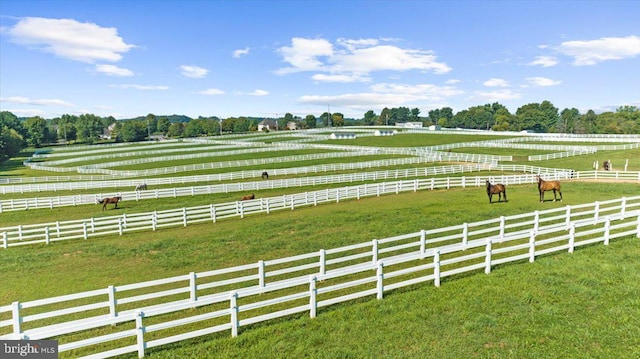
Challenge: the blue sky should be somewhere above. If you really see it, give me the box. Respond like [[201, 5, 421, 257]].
[[1, 0, 639, 120]]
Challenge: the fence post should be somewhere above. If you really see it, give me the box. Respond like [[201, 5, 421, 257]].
[[11, 301, 21, 338], [568, 223, 576, 253], [211, 204, 217, 223], [372, 239, 378, 264], [239, 202, 244, 219], [91, 217, 95, 233], [230, 292, 239, 337], [83, 222, 88, 239], [258, 260, 265, 287], [118, 218, 123, 236], [533, 211, 540, 234], [135, 310, 146, 358], [189, 272, 197, 302], [462, 223, 469, 246], [620, 197, 627, 219], [152, 211, 157, 231], [183, 207, 187, 227], [636, 213, 640, 239], [419, 230, 426, 258], [376, 260, 384, 299], [45, 227, 50, 245], [108, 285, 117, 319], [485, 239, 492, 274], [2, 231, 7, 249], [18, 225, 22, 241], [433, 250, 441, 287], [565, 206, 571, 230], [594, 201, 600, 221], [529, 231, 536, 263], [604, 218, 611, 245], [319, 249, 326, 275], [499, 216, 505, 242], [309, 275, 317, 318]]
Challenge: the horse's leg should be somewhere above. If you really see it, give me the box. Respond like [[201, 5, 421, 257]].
[[558, 189, 563, 202], [488, 193, 492, 203], [552, 189, 557, 202], [503, 190, 507, 202], [540, 190, 543, 203]]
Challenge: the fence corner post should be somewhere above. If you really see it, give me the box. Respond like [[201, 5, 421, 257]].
[[11, 301, 22, 338], [230, 292, 239, 337]]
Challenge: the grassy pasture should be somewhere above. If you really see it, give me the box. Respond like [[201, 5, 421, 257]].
[[1, 132, 639, 358], [311, 133, 521, 147]]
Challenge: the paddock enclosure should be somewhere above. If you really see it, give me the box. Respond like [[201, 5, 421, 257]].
[[1, 128, 639, 358]]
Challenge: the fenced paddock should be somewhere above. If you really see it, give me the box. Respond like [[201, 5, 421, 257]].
[[1, 170, 613, 248], [0, 197, 638, 358]]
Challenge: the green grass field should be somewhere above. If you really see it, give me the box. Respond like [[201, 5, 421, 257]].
[[1, 132, 639, 358]]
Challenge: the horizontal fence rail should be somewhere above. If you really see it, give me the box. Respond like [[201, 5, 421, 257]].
[[1, 198, 638, 358], [0, 164, 489, 211], [1, 171, 608, 248]]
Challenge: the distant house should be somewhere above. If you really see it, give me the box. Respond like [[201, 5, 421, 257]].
[[102, 123, 117, 139], [428, 125, 441, 131], [374, 129, 395, 136], [286, 121, 298, 130], [258, 120, 278, 131], [329, 132, 356, 140]]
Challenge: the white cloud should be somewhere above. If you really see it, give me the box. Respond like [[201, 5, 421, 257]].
[[557, 35, 640, 65], [297, 82, 463, 111], [524, 77, 562, 87], [276, 37, 451, 80], [468, 89, 522, 102], [181, 65, 209, 78], [237, 89, 269, 96], [6, 17, 135, 63], [484, 78, 510, 87], [0, 96, 74, 107], [110, 84, 169, 90], [311, 73, 371, 83], [95, 64, 134, 77], [445, 79, 461, 85], [276, 37, 334, 74], [528, 56, 559, 67], [233, 47, 250, 58], [199, 88, 225, 95]]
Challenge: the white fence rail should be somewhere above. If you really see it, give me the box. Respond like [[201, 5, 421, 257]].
[[0, 164, 489, 211], [1, 197, 638, 358], [0, 170, 592, 248]]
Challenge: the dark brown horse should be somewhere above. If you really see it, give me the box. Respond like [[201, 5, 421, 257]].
[[99, 196, 122, 210], [261, 171, 269, 180], [240, 194, 255, 201], [536, 175, 562, 202], [486, 180, 507, 203]]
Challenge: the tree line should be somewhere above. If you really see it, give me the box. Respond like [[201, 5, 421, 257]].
[[1, 100, 639, 162]]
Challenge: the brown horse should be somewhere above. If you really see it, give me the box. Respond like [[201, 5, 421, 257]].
[[486, 180, 507, 203], [536, 175, 562, 202], [99, 196, 122, 210], [240, 194, 255, 201]]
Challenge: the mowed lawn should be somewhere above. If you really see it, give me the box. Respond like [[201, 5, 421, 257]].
[[1, 135, 639, 358], [1, 181, 639, 358]]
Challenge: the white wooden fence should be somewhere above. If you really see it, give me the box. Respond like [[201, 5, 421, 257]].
[[0, 171, 589, 248], [1, 197, 638, 358], [0, 164, 488, 211]]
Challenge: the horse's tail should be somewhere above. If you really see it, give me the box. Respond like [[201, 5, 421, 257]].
[[98, 198, 105, 204]]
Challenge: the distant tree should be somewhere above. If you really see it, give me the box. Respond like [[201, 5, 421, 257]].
[[303, 114, 317, 129], [0, 111, 26, 161], [233, 117, 250, 133], [410, 108, 421, 121], [76, 114, 104, 143], [24, 116, 50, 147], [331, 113, 344, 127], [559, 108, 580, 133], [167, 123, 185, 137], [145, 113, 157, 135], [157, 117, 170, 135], [363, 110, 377, 125], [119, 121, 146, 142], [184, 119, 204, 137]]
